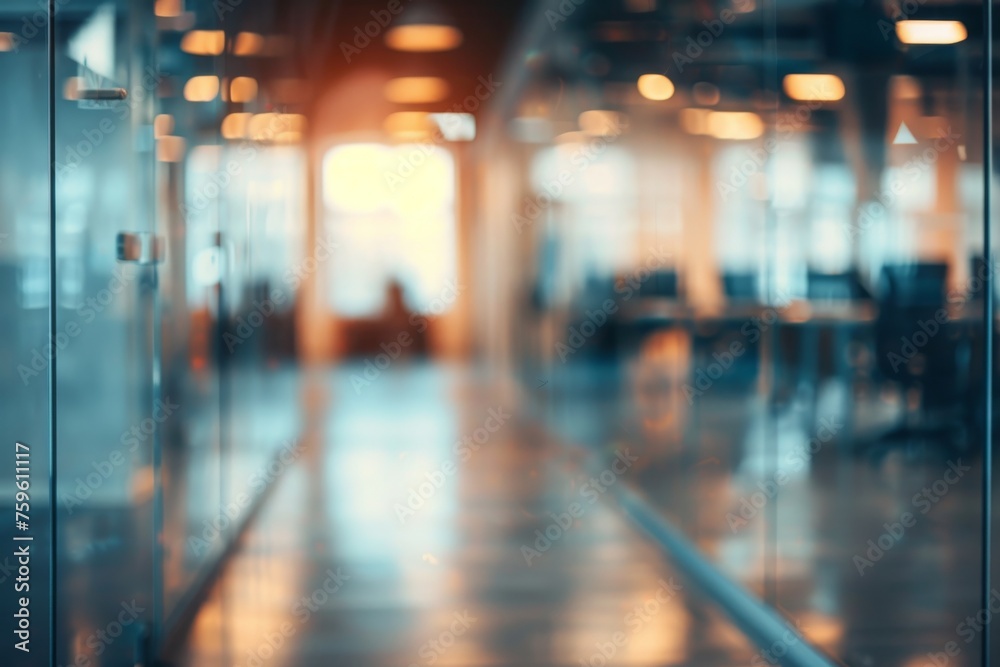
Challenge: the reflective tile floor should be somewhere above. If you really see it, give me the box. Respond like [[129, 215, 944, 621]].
[[535, 361, 985, 667], [175, 364, 761, 666]]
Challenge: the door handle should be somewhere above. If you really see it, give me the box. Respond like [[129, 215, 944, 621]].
[[77, 88, 128, 101], [116, 232, 164, 264]]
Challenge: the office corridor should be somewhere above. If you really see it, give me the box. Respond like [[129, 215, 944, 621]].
[[176, 366, 759, 667], [6, 0, 1000, 665]]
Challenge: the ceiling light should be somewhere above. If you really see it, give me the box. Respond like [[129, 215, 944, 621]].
[[637, 74, 674, 101], [230, 77, 258, 103], [386, 24, 463, 52], [233, 32, 265, 56], [782, 74, 845, 102], [706, 111, 764, 140], [221, 113, 252, 139], [155, 0, 183, 18], [248, 113, 306, 141], [384, 77, 450, 104], [183, 75, 219, 102], [896, 20, 967, 45], [384, 112, 436, 138], [180, 30, 224, 56]]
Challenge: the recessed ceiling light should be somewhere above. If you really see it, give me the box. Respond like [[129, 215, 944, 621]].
[[180, 30, 224, 56], [385, 24, 463, 52], [706, 111, 764, 140], [155, 0, 182, 18], [221, 113, 252, 139], [384, 77, 450, 104], [230, 77, 258, 103], [782, 74, 845, 102], [183, 76, 219, 102], [896, 20, 967, 45], [233, 32, 265, 56], [637, 74, 674, 101], [384, 111, 436, 137]]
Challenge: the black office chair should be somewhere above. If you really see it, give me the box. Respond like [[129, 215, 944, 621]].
[[807, 270, 870, 302], [722, 271, 758, 302], [638, 270, 679, 299], [863, 262, 969, 452]]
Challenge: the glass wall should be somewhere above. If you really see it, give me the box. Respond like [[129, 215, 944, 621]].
[[0, 1, 310, 664], [480, 1, 993, 665], [0, 3, 52, 665]]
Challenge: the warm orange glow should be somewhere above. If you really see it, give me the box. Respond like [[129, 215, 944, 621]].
[[180, 30, 224, 56], [184, 75, 219, 102], [782, 74, 845, 101], [233, 32, 265, 55], [680, 108, 712, 135], [270, 79, 309, 105], [896, 20, 967, 44], [154, 114, 174, 139], [263, 35, 293, 56], [274, 131, 303, 145], [230, 77, 258, 103], [385, 24, 463, 52], [706, 111, 764, 140], [156, 136, 186, 163], [0, 33, 14, 52], [248, 113, 307, 141], [221, 113, 252, 139], [384, 77, 450, 104], [155, 0, 182, 18], [578, 110, 625, 136], [384, 112, 435, 138], [890, 75, 922, 100], [637, 74, 674, 101]]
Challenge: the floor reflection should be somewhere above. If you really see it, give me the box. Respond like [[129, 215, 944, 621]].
[[177, 364, 758, 666]]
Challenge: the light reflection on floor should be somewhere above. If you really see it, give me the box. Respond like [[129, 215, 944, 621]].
[[176, 364, 758, 666]]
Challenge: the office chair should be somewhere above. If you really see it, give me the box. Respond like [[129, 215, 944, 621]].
[[722, 271, 758, 302], [862, 262, 970, 453], [807, 270, 870, 302], [637, 270, 679, 299]]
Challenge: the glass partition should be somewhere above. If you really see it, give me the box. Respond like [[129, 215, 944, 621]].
[[53, 1, 160, 664], [481, 1, 994, 665], [0, 4, 52, 665]]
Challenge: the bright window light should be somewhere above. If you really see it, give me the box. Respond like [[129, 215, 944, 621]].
[[323, 144, 457, 316]]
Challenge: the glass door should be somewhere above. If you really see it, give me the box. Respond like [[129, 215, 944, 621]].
[[52, 1, 161, 665]]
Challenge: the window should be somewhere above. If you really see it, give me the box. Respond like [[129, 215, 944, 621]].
[[321, 143, 457, 317]]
